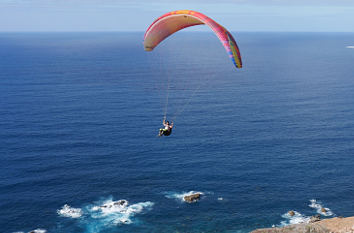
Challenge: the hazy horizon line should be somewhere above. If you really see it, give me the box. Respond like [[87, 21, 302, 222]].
[[1, 30, 354, 33]]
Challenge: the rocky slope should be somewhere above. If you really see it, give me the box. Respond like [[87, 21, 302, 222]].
[[251, 217, 354, 233]]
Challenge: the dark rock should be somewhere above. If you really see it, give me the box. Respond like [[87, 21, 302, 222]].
[[100, 200, 128, 209], [184, 193, 201, 203], [288, 210, 295, 216], [114, 200, 127, 206], [309, 214, 321, 223]]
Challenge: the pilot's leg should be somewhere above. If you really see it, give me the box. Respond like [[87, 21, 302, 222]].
[[158, 129, 164, 136]]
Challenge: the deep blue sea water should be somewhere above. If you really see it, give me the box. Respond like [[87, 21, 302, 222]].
[[1, 32, 354, 233]]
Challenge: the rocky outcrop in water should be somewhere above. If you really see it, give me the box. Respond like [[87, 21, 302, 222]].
[[184, 193, 201, 203], [288, 210, 295, 216], [99, 199, 128, 209]]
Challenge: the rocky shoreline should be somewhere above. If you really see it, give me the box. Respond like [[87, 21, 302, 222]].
[[251, 216, 354, 233]]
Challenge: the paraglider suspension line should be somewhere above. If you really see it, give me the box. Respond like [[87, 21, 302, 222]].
[[163, 71, 171, 120], [172, 83, 202, 122]]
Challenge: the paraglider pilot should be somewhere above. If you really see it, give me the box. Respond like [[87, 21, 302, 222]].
[[159, 119, 173, 136]]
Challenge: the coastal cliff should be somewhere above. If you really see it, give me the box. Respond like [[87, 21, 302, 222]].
[[251, 217, 354, 233]]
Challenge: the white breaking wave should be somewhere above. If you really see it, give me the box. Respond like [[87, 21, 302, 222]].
[[165, 191, 204, 202], [88, 198, 154, 225], [91, 199, 128, 213], [279, 211, 310, 227], [309, 199, 333, 216], [274, 199, 334, 227], [346, 46, 354, 49], [57, 204, 83, 218], [28, 229, 47, 233], [13, 229, 47, 233], [56, 197, 153, 233]]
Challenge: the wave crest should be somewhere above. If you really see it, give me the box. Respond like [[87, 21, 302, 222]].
[[57, 204, 83, 218], [279, 211, 310, 226], [89, 199, 154, 225], [309, 199, 333, 216]]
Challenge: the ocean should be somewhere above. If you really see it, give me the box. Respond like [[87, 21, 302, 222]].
[[1, 32, 354, 233]]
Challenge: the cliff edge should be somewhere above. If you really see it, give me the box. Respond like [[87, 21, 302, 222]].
[[251, 217, 354, 233]]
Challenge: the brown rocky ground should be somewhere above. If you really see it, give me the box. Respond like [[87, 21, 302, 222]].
[[251, 217, 354, 233]]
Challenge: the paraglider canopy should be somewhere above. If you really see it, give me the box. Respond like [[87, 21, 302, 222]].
[[144, 10, 242, 68]]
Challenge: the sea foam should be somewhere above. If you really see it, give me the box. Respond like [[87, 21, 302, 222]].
[[276, 199, 334, 227], [57, 204, 83, 218], [13, 228, 47, 233], [56, 197, 153, 233], [279, 211, 310, 226], [165, 191, 204, 202], [29, 229, 47, 233], [309, 199, 333, 216], [87, 198, 154, 225]]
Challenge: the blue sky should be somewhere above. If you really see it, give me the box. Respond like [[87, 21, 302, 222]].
[[1, 0, 354, 32]]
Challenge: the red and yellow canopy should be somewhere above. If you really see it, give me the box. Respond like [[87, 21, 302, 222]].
[[144, 10, 242, 69]]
